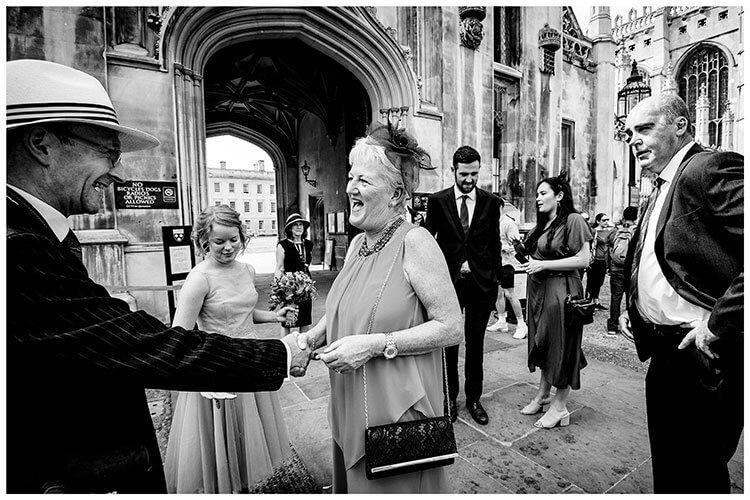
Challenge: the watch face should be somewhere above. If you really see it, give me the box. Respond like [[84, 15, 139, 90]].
[[384, 346, 398, 359]]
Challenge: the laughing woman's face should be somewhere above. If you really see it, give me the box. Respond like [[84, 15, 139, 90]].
[[346, 159, 396, 233]]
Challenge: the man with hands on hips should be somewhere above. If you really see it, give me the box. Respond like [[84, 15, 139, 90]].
[[618, 93, 743, 493]]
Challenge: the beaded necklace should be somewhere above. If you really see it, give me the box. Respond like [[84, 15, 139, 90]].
[[358, 216, 405, 257]]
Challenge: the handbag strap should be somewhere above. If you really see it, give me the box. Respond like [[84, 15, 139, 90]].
[[362, 242, 451, 428]]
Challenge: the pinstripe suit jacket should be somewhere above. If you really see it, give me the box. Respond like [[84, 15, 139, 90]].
[[7, 189, 288, 493]]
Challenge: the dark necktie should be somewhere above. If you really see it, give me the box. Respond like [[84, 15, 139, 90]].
[[459, 195, 470, 235], [628, 177, 665, 302], [62, 229, 83, 262]]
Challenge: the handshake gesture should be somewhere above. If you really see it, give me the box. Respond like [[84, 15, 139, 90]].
[[280, 331, 317, 377]]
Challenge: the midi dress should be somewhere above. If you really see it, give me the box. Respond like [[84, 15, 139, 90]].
[[526, 213, 592, 390], [164, 264, 291, 493], [325, 221, 450, 493]]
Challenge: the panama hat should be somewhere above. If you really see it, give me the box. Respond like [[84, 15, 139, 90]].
[[284, 213, 310, 232], [6, 59, 160, 152]]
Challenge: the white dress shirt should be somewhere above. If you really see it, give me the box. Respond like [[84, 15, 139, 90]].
[[636, 141, 710, 325], [453, 185, 476, 226], [7, 185, 71, 242]]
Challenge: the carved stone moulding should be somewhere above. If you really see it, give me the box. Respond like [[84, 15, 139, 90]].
[[538, 23, 561, 52], [459, 6, 486, 50]]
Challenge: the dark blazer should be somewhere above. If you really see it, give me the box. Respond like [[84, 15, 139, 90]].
[[625, 144, 744, 361], [6, 189, 289, 493], [424, 187, 502, 292]]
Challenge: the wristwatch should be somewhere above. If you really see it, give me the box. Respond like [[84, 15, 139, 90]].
[[383, 333, 398, 360]]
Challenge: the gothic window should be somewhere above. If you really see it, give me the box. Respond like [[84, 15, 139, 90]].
[[492, 73, 522, 207], [398, 7, 443, 107], [560, 120, 575, 181], [108, 6, 162, 59], [493, 7, 521, 66], [677, 45, 729, 147]]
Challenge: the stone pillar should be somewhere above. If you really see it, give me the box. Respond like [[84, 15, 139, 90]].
[[589, 7, 618, 216], [722, 104, 735, 151], [78, 229, 137, 310], [695, 85, 710, 146]]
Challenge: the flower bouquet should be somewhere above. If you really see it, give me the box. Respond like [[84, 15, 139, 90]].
[[269, 271, 318, 328]]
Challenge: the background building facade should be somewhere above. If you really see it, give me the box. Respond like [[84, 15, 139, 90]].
[[7, 5, 743, 321]]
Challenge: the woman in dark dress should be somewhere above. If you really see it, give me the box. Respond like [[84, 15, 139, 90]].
[[275, 213, 314, 332], [519, 177, 592, 428]]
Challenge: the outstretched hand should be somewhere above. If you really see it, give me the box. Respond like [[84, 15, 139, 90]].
[[281, 332, 311, 377]]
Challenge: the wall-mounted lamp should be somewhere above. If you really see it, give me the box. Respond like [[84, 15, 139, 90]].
[[300, 160, 317, 187]]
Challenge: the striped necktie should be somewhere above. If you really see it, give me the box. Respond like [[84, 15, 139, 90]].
[[628, 177, 665, 303]]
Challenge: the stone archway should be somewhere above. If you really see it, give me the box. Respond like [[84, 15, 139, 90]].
[[160, 6, 418, 223]]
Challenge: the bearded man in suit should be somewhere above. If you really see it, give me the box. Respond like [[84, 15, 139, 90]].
[[6, 59, 311, 493], [424, 145, 502, 426], [619, 93, 743, 493]]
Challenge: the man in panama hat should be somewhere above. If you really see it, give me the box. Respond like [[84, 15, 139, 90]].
[[6, 59, 312, 493]]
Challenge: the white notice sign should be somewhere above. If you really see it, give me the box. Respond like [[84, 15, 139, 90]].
[[169, 246, 193, 275]]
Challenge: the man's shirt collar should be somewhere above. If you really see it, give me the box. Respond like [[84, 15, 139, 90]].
[[8, 185, 71, 242]]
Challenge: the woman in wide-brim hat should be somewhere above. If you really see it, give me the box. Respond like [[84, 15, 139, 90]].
[[274, 213, 314, 332]]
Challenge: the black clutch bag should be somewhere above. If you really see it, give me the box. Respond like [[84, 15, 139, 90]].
[[364, 412, 457, 480], [361, 248, 458, 481]]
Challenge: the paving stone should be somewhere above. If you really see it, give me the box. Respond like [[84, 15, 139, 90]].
[[607, 458, 653, 494], [461, 438, 570, 493], [569, 360, 648, 427], [282, 395, 333, 489], [512, 405, 650, 493], [453, 418, 486, 450], [469, 383, 583, 444], [449, 455, 512, 493], [294, 372, 332, 401], [277, 380, 308, 407]]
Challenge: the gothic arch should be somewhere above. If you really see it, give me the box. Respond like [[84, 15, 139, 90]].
[[159, 6, 418, 222]]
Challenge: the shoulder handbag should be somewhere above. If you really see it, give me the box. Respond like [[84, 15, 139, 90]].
[[560, 218, 595, 326], [565, 276, 595, 326], [362, 246, 458, 480]]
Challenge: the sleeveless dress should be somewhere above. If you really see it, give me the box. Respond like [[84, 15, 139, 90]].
[[526, 213, 592, 390], [277, 238, 313, 327], [325, 221, 450, 493], [164, 263, 291, 493]]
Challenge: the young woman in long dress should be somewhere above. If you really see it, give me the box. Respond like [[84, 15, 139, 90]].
[[164, 205, 294, 493]]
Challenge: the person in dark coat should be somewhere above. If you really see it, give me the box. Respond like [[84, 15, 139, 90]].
[[275, 213, 315, 332], [620, 93, 743, 493], [6, 59, 311, 494], [423, 145, 503, 426]]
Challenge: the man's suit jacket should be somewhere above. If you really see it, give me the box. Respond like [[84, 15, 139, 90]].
[[624, 144, 744, 361], [6, 189, 289, 493], [424, 187, 502, 292]]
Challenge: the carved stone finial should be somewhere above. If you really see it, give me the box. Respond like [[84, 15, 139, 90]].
[[538, 23, 561, 52], [459, 7, 486, 50], [661, 60, 678, 94]]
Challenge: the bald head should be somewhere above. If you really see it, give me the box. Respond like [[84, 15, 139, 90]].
[[624, 93, 693, 175]]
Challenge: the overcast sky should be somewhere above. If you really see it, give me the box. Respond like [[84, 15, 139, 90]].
[[206, 135, 273, 170]]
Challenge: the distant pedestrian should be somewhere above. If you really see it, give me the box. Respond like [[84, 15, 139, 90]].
[[586, 213, 613, 309], [519, 177, 591, 428], [275, 213, 314, 333], [487, 197, 527, 339], [605, 206, 637, 336]]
